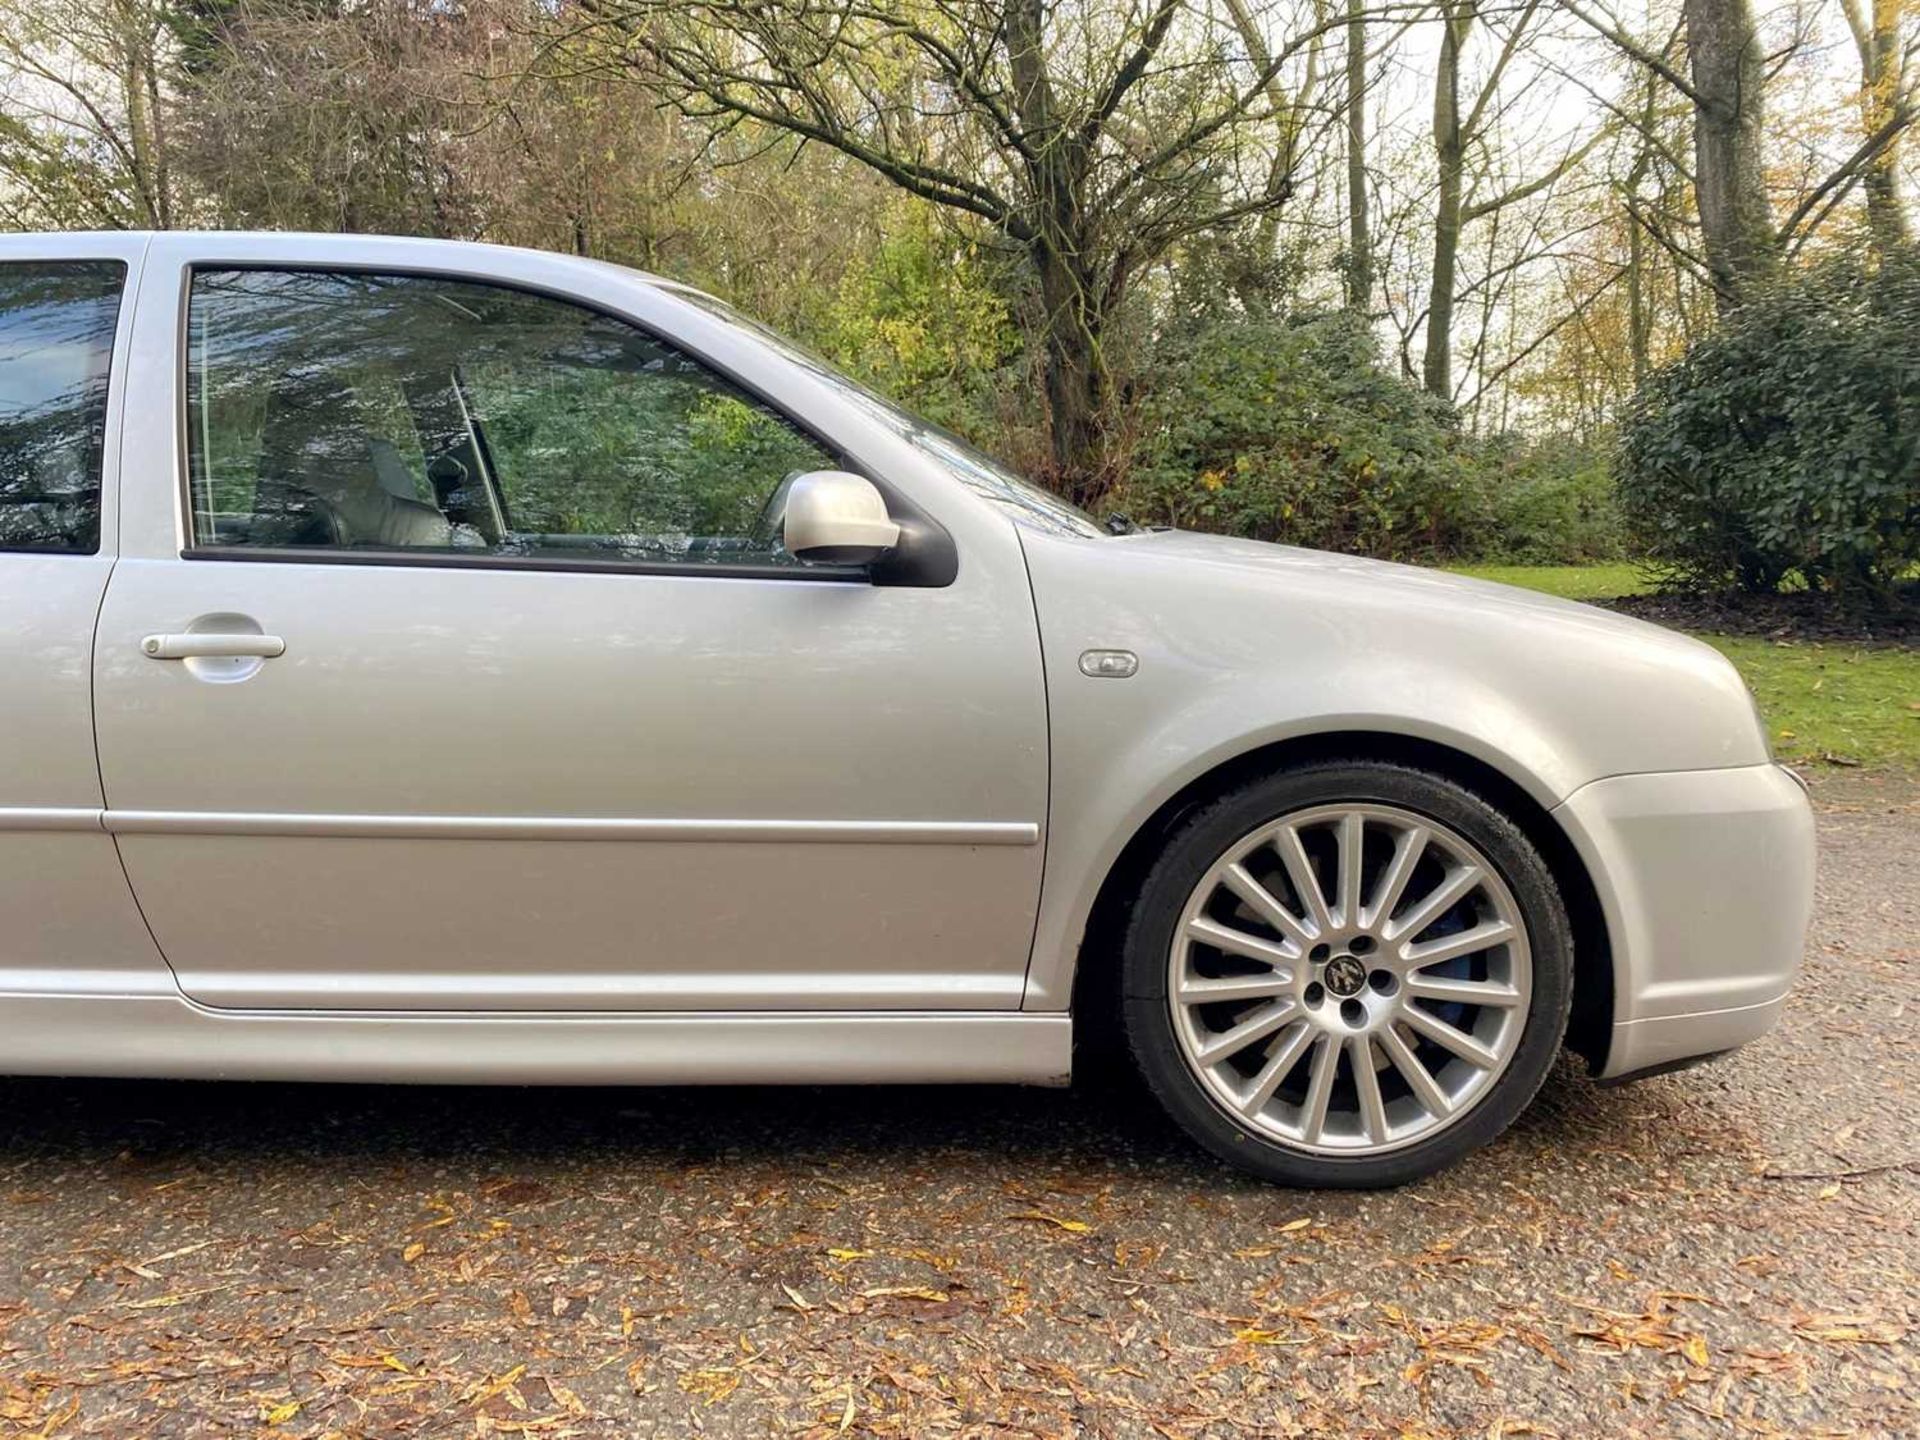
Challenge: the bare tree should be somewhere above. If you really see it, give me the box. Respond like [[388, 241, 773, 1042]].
[[1565, 0, 1915, 306], [1555, 17, 1700, 381], [1220, 0, 1336, 316], [1424, 0, 1477, 397], [173, 0, 699, 256], [1622, 55, 1664, 381], [1422, 1, 1606, 399], [0, 0, 179, 229], [573, 0, 1359, 500], [1345, 0, 1373, 308], [1560, 0, 1773, 302], [1839, 0, 1915, 252], [1682, 0, 1777, 298]]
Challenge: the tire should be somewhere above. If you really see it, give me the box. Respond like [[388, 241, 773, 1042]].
[[1120, 759, 1572, 1187]]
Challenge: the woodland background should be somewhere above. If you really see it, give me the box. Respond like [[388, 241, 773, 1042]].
[[0, 0, 1914, 601]]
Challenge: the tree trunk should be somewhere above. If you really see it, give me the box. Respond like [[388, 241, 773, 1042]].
[[1850, 0, 1912, 253], [1683, 0, 1778, 307], [1423, 3, 1471, 400], [1344, 0, 1372, 310], [1033, 244, 1113, 505], [1627, 196, 1651, 382], [115, 1, 170, 228], [1007, 0, 1112, 500], [1626, 65, 1657, 383]]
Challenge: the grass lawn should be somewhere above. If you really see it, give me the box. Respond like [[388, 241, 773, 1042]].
[[1700, 636, 1920, 769], [1445, 562, 1919, 770], [1445, 561, 1653, 600]]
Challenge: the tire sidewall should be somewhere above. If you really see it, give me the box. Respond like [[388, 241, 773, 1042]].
[[1121, 761, 1573, 1188]]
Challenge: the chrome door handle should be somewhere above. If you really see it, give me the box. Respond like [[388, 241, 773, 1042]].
[[141, 632, 286, 660]]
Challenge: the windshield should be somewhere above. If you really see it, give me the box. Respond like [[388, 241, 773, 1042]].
[[665, 286, 1105, 539]]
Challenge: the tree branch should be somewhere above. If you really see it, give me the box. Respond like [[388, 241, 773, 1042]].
[[1557, 0, 1707, 108], [1778, 95, 1917, 243], [1082, 0, 1182, 145]]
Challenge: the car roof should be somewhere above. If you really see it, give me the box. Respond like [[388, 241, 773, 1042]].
[[6, 229, 691, 294]]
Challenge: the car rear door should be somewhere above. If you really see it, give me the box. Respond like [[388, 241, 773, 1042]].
[[90, 234, 1048, 1013], [0, 235, 175, 1000]]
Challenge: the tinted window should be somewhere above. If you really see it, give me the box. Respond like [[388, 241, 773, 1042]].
[[186, 269, 838, 568], [0, 262, 124, 554]]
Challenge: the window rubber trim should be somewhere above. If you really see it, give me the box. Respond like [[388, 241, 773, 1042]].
[[177, 544, 874, 583], [171, 261, 961, 588]]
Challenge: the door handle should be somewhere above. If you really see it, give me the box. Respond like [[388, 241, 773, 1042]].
[[141, 632, 286, 660]]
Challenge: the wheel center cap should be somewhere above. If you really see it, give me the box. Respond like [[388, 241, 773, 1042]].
[[1324, 954, 1367, 998]]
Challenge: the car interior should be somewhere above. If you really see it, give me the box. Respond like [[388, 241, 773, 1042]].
[[186, 270, 836, 566]]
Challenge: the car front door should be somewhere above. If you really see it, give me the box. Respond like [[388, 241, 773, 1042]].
[[92, 237, 1048, 1012]]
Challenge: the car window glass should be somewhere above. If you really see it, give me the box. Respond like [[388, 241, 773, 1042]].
[[667, 284, 1106, 539], [186, 269, 839, 567], [0, 261, 125, 554]]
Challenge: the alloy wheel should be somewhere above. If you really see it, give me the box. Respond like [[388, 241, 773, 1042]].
[[1167, 802, 1532, 1157]]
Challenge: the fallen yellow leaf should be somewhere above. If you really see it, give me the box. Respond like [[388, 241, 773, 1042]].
[[1233, 1327, 1293, 1345], [118, 1286, 226, 1311], [1793, 1314, 1907, 1345], [1006, 1211, 1092, 1234], [677, 1367, 741, 1406], [467, 1365, 528, 1408]]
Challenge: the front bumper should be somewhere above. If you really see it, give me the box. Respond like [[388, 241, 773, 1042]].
[[1553, 763, 1815, 1080]]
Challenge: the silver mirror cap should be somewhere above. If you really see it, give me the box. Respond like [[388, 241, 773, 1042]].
[[782, 470, 902, 565]]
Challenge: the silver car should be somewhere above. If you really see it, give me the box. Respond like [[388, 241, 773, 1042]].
[[0, 231, 1815, 1186]]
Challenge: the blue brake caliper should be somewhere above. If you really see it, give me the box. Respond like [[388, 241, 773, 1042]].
[[1415, 910, 1475, 1029]]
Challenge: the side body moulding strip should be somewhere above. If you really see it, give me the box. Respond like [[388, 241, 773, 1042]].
[[105, 813, 1042, 844], [0, 809, 1039, 846], [0, 808, 103, 832]]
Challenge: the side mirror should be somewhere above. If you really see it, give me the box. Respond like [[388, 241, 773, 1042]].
[[781, 470, 901, 565]]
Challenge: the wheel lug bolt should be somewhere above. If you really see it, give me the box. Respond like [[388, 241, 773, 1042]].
[[1309, 943, 1331, 964]]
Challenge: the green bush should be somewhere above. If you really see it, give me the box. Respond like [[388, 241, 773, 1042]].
[[1616, 247, 1920, 596], [800, 201, 1024, 444], [1476, 436, 1628, 563], [1121, 311, 1489, 561]]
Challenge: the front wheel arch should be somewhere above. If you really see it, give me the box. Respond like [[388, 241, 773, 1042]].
[[1070, 732, 1615, 1078]]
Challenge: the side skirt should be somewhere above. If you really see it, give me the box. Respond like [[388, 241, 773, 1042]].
[[0, 992, 1074, 1087]]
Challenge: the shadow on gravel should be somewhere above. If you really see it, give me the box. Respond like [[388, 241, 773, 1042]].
[[0, 1059, 1672, 1190]]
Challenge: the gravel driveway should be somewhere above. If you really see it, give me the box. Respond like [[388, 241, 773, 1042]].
[[2, 781, 1914, 1438]]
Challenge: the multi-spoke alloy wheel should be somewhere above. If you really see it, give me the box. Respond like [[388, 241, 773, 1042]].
[[1170, 803, 1529, 1156], [1121, 762, 1571, 1187]]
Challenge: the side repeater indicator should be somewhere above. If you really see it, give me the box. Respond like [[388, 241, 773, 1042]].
[[1079, 649, 1139, 679]]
